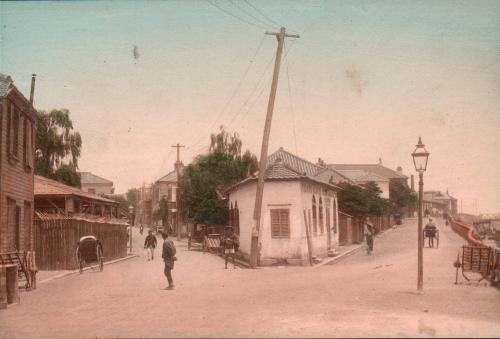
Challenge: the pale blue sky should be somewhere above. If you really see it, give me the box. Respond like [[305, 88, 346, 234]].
[[1, 1, 499, 213]]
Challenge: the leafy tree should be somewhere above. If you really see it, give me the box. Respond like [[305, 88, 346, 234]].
[[389, 182, 418, 213], [125, 188, 140, 210], [337, 182, 389, 217], [181, 127, 258, 224], [35, 109, 82, 187]]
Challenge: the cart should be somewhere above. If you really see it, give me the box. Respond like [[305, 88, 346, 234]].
[[76, 236, 104, 273], [423, 228, 439, 248]]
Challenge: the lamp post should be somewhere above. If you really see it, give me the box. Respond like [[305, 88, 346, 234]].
[[412, 137, 430, 292], [128, 205, 134, 254]]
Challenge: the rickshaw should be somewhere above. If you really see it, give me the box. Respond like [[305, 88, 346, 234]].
[[188, 224, 224, 254], [423, 228, 439, 248], [76, 236, 104, 273]]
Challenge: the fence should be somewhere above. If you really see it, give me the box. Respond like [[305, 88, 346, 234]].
[[34, 212, 128, 270], [338, 213, 393, 246]]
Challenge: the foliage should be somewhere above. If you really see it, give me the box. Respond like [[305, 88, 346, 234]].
[[125, 188, 140, 209], [35, 109, 82, 187], [337, 182, 390, 217], [152, 197, 169, 224], [181, 127, 258, 224], [389, 182, 418, 213]]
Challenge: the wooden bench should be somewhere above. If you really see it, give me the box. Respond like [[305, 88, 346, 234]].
[[0, 251, 37, 290]]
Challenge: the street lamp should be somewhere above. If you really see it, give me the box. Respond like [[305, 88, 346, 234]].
[[412, 137, 430, 292], [128, 205, 134, 254]]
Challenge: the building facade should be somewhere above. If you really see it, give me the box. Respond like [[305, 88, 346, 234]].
[[79, 172, 114, 195], [0, 74, 36, 253], [227, 148, 341, 266]]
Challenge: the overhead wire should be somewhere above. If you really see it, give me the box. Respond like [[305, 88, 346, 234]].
[[187, 33, 267, 149], [284, 39, 299, 155], [243, 0, 281, 28], [228, 0, 273, 30], [206, 0, 268, 30]]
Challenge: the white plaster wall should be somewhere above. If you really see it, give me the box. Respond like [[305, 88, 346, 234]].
[[81, 183, 114, 195], [378, 181, 390, 199], [229, 180, 340, 262], [229, 181, 304, 260]]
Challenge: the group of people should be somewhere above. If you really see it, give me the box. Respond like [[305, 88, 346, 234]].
[[141, 225, 239, 289]]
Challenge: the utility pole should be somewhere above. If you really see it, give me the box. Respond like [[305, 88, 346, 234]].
[[249, 27, 299, 268], [172, 143, 185, 241]]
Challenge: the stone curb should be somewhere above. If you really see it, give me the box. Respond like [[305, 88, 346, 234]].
[[313, 245, 363, 267], [38, 254, 139, 284]]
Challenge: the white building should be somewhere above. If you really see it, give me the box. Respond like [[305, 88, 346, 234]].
[[79, 172, 114, 195], [227, 148, 349, 266]]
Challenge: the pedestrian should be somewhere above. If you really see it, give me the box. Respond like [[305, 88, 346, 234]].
[[221, 226, 239, 269], [144, 230, 157, 261], [139, 225, 144, 235], [424, 218, 437, 248], [364, 217, 375, 255], [161, 231, 176, 290]]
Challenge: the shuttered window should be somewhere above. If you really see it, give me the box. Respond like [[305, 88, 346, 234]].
[[270, 209, 290, 238]]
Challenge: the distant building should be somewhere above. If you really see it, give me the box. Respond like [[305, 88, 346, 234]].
[[227, 148, 344, 266], [79, 171, 114, 195], [0, 74, 36, 254], [424, 190, 458, 216], [328, 160, 408, 199], [151, 162, 184, 233]]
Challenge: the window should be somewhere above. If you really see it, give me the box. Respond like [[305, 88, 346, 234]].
[[270, 209, 290, 238], [312, 195, 317, 235], [167, 187, 173, 201], [23, 118, 33, 169], [319, 197, 324, 234], [24, 202, 32, 250], [7, 199, 21, 250], [7, 103, 20, 159]]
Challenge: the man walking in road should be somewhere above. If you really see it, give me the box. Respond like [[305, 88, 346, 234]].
[[364, 217, 375, 255], [161, 231, 176, 290], [144, 230, 157, 261], [221, 226, 239, 269], [424, 218, 437, 248]]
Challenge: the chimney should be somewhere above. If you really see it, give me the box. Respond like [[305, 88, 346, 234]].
[[411, 175, 415, 191], [317, 158, 326, 168], [396, 166, 403, 174], [29, 74, 36, 106]]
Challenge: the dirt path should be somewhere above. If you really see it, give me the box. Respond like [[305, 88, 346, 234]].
[[1, 218, 498, 338]]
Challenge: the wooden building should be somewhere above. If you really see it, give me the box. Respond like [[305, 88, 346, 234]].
[[34, 175, 127, 270]]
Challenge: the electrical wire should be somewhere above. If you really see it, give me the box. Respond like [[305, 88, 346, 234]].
[[243, 0, 281, 28], [188, 33, 267, 149], [228, 0, 273, 30], [284, 40, 299, 155], [206, 0, 268, 30]]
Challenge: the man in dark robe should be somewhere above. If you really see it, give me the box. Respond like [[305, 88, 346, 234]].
[[161, 231, 176, 289]]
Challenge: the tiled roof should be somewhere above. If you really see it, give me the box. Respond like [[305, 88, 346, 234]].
[[35, 175, 118, 204], [157, 169, 177, 183], [79, 172, 113, 185], [265, 161, 303, 179], [328, 164, 407, 179], [335, 169, 389, 183], [0, 73, 13, 97]]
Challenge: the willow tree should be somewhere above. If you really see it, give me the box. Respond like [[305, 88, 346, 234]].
[[35, 109, 82, 187]]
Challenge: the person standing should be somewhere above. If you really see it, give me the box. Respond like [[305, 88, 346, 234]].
[[161, 231, 176, 290], [424, 218, 437, 248], [364, 217, 375, 255], [221, 226, 239, 269], [144, 230, 157, 261]]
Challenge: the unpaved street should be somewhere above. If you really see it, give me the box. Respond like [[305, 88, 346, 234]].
[[1, 218, 499, 338]]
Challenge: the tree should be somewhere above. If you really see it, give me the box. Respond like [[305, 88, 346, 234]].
[[181, 127, 258, 224], [337, 182, 390, 218], [125, 188, 140, 210], [35, 109, 82, 187], [389, 182, 418, 213]]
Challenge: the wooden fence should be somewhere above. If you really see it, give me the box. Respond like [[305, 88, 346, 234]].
[[338, 213, 394, 246], [34, 213, 128, 270]]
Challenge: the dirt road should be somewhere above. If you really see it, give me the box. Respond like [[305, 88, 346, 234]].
[[1, 218, 498, 338]]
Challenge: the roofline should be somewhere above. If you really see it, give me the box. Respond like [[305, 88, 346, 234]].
[[34, 193, 120, 205], [327, 163, 408, 179], [226, 176, 342, 194], [79, 172, 114, 185]]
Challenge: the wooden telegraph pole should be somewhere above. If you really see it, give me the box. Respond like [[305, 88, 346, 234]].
[[172, 143, 185, 241], [249, 27, 299, 268]]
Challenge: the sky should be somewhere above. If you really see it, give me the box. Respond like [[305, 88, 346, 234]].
[[1, 0, 499, 214]]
